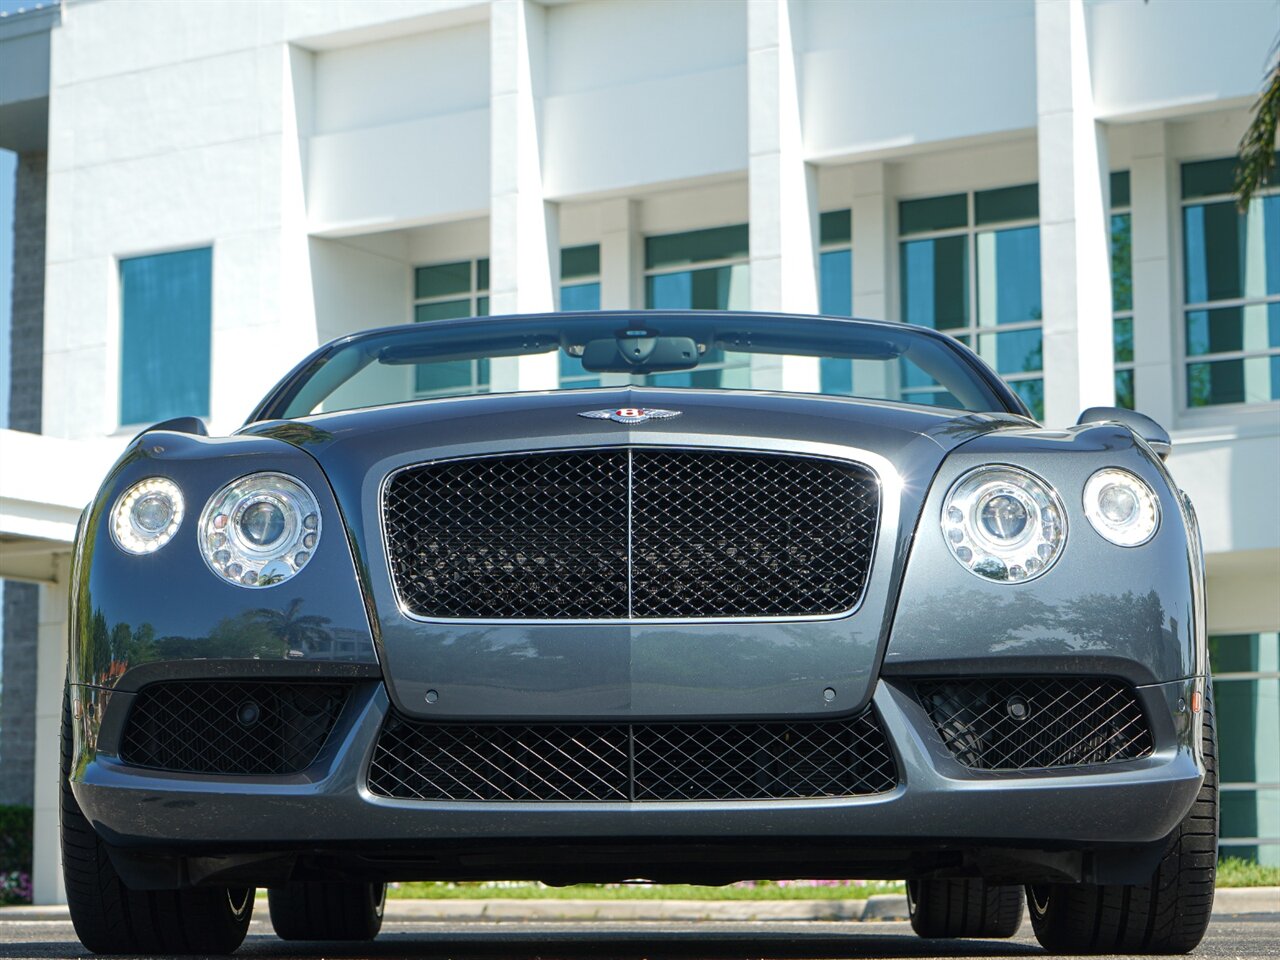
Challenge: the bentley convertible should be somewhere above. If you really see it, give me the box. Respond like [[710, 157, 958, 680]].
[[63, 312, 1214, 954]]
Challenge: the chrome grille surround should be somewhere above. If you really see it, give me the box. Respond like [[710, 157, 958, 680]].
[[381, 448, 880, 622]]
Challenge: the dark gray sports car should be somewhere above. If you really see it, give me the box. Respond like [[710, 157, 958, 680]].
[[63, 312, 1214, 955]]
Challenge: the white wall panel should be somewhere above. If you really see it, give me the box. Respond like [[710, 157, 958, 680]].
[[800, 0, 1037, 160], [542, 0, 747, 197], [313, 23, 488, 135], [307, 109, 490, 233], [1087, 0, 1279, 120]]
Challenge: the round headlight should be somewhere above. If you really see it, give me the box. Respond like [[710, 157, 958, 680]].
[[199, 473, 321, 587], [1083, 468, 1160, 546], [111, 477, 184, 554], [941, 466, 1067, 582]]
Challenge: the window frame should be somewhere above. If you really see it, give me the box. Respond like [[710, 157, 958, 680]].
[[1210, 630, 1280, 860], [558, 243, 603, 389], [1176, 159, 1280, 413], [411, 258, 491, 400], [896, 188, 1044, 412], [1111, 176, 1135, 410]]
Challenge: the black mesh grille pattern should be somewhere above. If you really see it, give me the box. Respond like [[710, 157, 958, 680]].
[[368, 710, 897, 802], [383, 449, 879, 620], [914, 677, 1154, 771], [119, 681, 350, 775]]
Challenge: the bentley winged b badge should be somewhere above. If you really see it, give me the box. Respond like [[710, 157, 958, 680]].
[[578, 407, 682, 424]]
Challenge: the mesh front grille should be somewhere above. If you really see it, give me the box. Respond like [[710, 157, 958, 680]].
[[119, 681, 350, 775], [383, 449, 879, 620], [368, 710, 897, 802], [914, 678, 1154, 771]]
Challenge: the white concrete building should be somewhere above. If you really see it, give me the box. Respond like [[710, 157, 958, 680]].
[[0, 0, 1277, 904]]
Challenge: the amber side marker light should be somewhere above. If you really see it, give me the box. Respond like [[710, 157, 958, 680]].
[[1191, 690, 1203, 714]]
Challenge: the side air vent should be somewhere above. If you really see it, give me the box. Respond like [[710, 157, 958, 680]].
[[119, 680, 351, 775], [915, 677, 1154, 771]]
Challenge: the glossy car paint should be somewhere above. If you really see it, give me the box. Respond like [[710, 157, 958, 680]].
[[65, 312, 1209, 888]]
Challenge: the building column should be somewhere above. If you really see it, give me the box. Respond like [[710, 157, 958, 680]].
[[31, 554, 71, 905], [599, 198, 640, 311], [1035, 0, 1114, 426], [747, 0, 819, 390], [1128, 122, 1178, 427], [851, 162, 891, 322], [490, 0, 558, 390], [851, 162, 894, 394], [1, 151, 48, 810]]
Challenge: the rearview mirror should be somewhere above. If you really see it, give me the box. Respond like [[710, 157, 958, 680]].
[[1077, 407, 1171, 460], [581, 336, 699, 373]]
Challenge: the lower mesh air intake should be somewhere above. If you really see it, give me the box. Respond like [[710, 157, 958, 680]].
[[119, 680, 351, 775], [914, 677, 1154, 770], [367, 710, 898, 802]]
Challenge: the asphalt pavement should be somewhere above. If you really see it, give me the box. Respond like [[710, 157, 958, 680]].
[[0, 915, 1276, 960]]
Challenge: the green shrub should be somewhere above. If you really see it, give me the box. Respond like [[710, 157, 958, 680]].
[[0, 805, 33, 905], [0, 805, 32, 874]]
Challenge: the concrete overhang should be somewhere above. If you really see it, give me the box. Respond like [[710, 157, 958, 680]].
[[0, 429, 126, 584], [0, 3, 58, 153]]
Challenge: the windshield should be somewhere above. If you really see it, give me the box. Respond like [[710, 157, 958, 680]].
[[263, 313, 1015, 420]]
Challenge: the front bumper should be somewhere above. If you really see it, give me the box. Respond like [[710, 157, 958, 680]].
[[73, 675, 1203, 855]]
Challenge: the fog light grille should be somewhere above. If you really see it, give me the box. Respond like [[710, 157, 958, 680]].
[[119, 680, 350, 775], [914, 677, 1153, 770], [367, 710, 897, 802]]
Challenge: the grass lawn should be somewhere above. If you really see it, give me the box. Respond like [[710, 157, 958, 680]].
[[389, 859, 1280, 900], [390, 880, 904, 900]]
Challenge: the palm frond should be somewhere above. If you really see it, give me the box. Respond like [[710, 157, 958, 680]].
[[1235, 36, 1280, 212]]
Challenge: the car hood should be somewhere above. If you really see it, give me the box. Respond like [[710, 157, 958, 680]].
[[243, 389, 1029, 721]]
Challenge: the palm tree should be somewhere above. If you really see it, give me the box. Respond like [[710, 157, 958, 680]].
[[1235, 37, 1280, 212], [252, 599, 333, 656]]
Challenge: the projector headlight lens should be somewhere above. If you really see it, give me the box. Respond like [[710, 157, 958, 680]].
[[111, 477, 184, 554], [1083, 468, 1160, 546], [199, 473, 321, 587], [942, 466, 1066, 582]]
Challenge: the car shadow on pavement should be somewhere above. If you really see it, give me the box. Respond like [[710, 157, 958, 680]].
[[238, 929, 1045, 960]]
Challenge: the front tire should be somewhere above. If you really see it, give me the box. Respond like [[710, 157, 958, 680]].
[[267, 881, 386, 941], [907, 878, 1024, 938], [60, 686, 254, 955], [1026, 686, 1218, 955]]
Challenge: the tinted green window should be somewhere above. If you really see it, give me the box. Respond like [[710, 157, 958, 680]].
[[1111, 213, 1133, 312], [901, 235, 968, 330], [1186, 303, 1280, 356], [1011, 379, 1044, 420], [1184, 196, 1280, 303], [646, 265, 749, 310], [1210, 631, 1280, 864], [1111, 171, 1131, 209], [561, 245, 600, 280], [899, 194, 967, 235], [820, 210, 851, 246], [645, 224, 749, 270], [415, 261, 471, 300], [1114, 316, 1134, 363], [975, 183, 1038, 225], [1188, 355, 1280, 406], [976, 226, 1042, 326], [1115, 369, 1134, 411], [820, 248, 852, 316], [978, 328, 1042, 377], [119, 247, 212, 424], [414, 299, 487, 393], [1181, 155, 1280, 200], [476, 258, 490, 292]]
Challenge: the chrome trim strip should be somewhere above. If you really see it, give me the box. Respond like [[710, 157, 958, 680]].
[[377, 442, 889, 626]]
